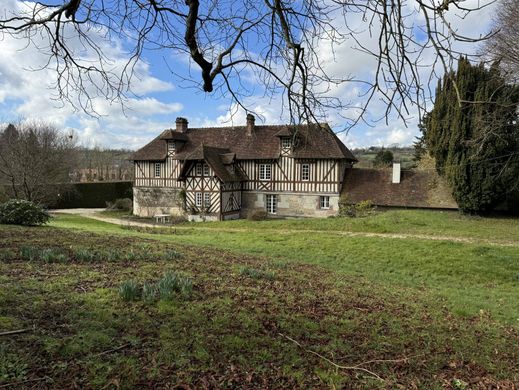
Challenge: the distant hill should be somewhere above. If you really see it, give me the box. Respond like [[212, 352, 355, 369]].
[[351, 146, 416, 169]]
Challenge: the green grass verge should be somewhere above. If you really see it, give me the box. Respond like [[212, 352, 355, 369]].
[[0, 224, 518, 388], [50, 213, 519, 325]]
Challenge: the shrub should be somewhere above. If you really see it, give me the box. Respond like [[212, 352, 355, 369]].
[[107, 198, 133, 211], [240, 267, 275, 280], [20, 245, 40, 261], [119, 280, 140, 301], [40, 248, 68, 263], [355, 200, 376, 217], [339, 197, 376, 218], [247, 210, 267, 221], [0, 199, 50, 226]]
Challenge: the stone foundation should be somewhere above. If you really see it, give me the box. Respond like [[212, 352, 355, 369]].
[[133, 187, 184, 217], [241, 192, 339, 218]]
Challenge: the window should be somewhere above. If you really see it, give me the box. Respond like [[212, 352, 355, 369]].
[[259, 164, 271, 181], [195, 163, 203, 176], [301, 163, 310, 181], [204, 193, 211, 208], [195, 192, 203, 207], [281, 137, 291, 149], [320, 196, 330, 209], [167, 141, 176, 154], [154, 163, 161, 178], [203, 163, 210, 176], [266, 194, 277, 214]]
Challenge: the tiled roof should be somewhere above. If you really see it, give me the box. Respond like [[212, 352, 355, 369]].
[[130, 122, 356, 161], [342, 168, 458, 209]]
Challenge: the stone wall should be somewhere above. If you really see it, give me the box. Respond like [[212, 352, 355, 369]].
[[241, 192, 339, 218], [133, 187, 184, 217]]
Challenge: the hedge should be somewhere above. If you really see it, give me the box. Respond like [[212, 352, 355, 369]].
[[0, 181, 132, 209], [50, 181, 133, 208]]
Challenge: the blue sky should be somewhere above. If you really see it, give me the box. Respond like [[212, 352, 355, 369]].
[[0, 0, 496, 150]]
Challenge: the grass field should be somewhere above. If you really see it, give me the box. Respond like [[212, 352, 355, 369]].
[[1, 210, 518, 388]]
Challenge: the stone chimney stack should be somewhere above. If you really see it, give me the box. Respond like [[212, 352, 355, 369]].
[[175, 117, 188, 133], [246, 114, 255, 136]]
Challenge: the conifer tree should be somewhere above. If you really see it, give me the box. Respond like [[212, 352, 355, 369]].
[[422, 58, 519, 213]]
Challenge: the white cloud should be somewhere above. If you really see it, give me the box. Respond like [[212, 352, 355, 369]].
[[0, 0, 497, 150], [0, 0, 181, 149]]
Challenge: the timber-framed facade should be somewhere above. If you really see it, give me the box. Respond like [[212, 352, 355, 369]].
[[131, 115, 357, 220]]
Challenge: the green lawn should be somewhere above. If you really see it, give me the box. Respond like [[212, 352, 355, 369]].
[[52, 212, 519, 324], [1, 210, 518, 388]]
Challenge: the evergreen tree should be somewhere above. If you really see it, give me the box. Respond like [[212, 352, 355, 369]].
[[424, 57, 519, 213]]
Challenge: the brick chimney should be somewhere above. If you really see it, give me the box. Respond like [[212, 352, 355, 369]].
[[246, 114, 255, 136], [176, 117, 188, 133]]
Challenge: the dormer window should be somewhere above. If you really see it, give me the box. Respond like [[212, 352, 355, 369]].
[[281, 137, 291, 155], [167, 141, 176, 155], [203, 163, 210, 176]]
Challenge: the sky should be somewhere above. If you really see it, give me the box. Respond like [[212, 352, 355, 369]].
[[0, 0, 497, 150]]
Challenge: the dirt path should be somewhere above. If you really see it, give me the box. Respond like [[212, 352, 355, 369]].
[[50, 209, 519, 248]]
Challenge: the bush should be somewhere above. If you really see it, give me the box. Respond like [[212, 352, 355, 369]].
[[339, 197, 376, 218], [0, 199, 50, 226], [373, 149, 394, 167], [119, 280, 140, 301], [247, 210, 267, 221], [107, 198, 133, 211]]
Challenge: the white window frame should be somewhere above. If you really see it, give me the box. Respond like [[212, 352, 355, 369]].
[[203, 163, 210, 176], [301, 163, 310, 181], [167, 141, 176, 154], [281, 137, 291, 149], [266, 194, 277, 214], [195, 163, 203, 176], [154, 163, 161, 178], [259, 164, 272, 181], [204, 193, 211, 208], [195, 192, 203, 207], [320, 196, 330, 210]]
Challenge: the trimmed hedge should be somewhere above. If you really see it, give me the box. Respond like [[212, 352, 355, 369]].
[[51, 181, 133, 208]]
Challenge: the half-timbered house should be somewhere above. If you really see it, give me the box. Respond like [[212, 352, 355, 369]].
[[130, 115, 357, 220]]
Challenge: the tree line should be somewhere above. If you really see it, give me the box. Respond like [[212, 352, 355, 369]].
[[0, 122, 133, 205]]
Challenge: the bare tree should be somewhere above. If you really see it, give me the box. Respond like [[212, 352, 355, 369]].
[[0, 0, 495, 127], [0, 122, 78, 204], [482, 0, 519, 82]]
